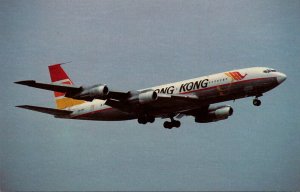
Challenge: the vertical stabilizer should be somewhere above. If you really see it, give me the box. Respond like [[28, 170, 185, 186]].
[[48, 64, 85, 109]]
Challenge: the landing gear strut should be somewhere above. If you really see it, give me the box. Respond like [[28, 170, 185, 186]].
[[253, 96, 261, 106], [163, 116, 181, 129]]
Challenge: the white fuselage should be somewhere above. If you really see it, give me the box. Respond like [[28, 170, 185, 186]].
[[64, 67, 286, 121]]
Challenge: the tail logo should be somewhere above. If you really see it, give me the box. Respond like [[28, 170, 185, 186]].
[[49, 64, 85, 109], [225, 71, 247, 81]]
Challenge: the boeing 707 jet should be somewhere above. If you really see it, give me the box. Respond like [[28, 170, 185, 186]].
[[15, 64, 286, 129]]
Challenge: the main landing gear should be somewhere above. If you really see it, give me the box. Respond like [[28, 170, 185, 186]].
[[137, 115, 155, 124], [163, 117, 181, 129], [253, 96, 262, 106]]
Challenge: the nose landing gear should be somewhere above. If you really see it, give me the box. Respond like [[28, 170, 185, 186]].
[[253, 96, 262, 106]]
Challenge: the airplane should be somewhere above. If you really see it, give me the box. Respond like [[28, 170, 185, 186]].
[[15, 64, 286, 129]]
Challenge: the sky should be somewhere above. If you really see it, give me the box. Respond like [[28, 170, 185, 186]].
[[1, 0, 300, 191]]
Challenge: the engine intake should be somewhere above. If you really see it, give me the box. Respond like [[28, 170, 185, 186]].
[[195, 106, 233, 123]]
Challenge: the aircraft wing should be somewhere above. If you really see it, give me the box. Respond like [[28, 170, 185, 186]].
[[15, 80, 204, 116], [104, 93, 202, 116], [15, 80, 128, 101], [15, 80, 81, 94], [157, 94, 199, 102], [16, 105, 72, 116]]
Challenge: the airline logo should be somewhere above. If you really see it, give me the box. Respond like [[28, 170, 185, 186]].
[[225, 71, 247, 81], [49, 64, 85, 109]]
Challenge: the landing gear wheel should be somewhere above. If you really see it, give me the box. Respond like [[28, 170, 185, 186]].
[[147, 116, 155, 123], [163, 120, 181, 129], [138, 117, 147, 124], [174, 120, 181, 128], [163, 121, 173, 129], [138, 114, 155, 124], [253, 99, 261, 106]]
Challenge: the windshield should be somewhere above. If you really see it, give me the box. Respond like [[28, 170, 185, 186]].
[[263, 68, 277, 73]]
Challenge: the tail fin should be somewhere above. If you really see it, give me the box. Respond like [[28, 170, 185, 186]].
[[49, 64, 85, 109]]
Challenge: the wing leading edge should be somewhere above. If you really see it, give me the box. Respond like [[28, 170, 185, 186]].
[[14, 80, 81, 93]]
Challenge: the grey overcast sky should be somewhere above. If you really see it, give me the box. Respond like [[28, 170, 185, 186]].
[[1, 0, 300, 191]]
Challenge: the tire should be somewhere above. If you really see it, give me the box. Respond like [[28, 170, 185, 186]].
[[138, 117, 147, 124], [253, 99, 261, 106], [163, 121, 172, 129], [147, 116, 155, 123], [174, 120, 181, 128]]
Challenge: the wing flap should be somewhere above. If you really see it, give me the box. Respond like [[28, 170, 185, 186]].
[[16, 105, 73, 116], [170, 94, 199, 101], [156, 93, 200, 102]]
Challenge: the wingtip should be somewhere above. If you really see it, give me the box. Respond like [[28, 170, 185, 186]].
[[16, 105, 27, 108], [14, 80, 35, 85]]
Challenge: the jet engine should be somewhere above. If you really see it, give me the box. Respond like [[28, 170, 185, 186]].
[[138, 91, 158, 104], [195, 106, 233, 123], [71, 84, 109, 101]]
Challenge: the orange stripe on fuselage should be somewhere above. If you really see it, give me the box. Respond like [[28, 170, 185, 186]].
[[225, 73, 232, 80]]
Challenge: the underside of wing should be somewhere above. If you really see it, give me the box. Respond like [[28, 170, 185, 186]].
[[16, 105, 72, 116], [157, 93, 200, 102], [104, 92, 204, 117]]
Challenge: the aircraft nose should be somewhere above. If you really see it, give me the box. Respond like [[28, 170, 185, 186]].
[[277, 72, 287, 84]]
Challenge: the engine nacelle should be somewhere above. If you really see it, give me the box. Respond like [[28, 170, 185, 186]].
[[195, 106, 233, 123], [138, 91, 158, 104], [74, 84, 109, 100]]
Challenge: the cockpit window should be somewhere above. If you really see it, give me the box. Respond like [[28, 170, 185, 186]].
[[263, 69, 277, 73]]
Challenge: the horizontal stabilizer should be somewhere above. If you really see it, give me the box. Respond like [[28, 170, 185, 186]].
[[14, 80, 81, 94], [16, 105, 72, 116]]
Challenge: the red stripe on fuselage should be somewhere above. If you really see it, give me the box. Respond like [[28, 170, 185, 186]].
[[230, 72, 241, 80], [71, 77, 275, 119], [235, 72, 247, 80]]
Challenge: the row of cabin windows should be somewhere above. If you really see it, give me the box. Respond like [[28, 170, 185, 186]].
[[209, 78, 228, 84]]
